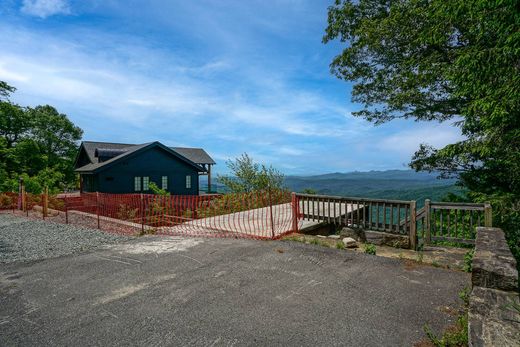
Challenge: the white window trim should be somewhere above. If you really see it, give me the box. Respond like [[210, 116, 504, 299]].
[[134, 176, 141, 191], [185, 175, 191, 189], [143, 176, 150, 191], [161, 176, 168, 190]]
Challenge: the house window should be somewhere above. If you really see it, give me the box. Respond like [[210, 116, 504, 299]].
[[185, 175, 191, 189], [161, 176, 168, 190], [134, 177, 141, 191], [143, 176, 150, 191]]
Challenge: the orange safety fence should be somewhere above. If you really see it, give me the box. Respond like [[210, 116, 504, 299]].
[[1, 190, 299, 239]]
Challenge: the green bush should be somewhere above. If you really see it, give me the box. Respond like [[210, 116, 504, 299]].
[[364, 244, 376, 255]]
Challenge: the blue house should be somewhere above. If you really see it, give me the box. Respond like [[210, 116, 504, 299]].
[[74, 141, 215, 195]]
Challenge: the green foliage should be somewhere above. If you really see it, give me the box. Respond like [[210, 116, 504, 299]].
[[148, 182, 170, 196], [301, 188, 317, 195], [364, 244, 376, 255], [336, 241, 345, 250], [0, 81, 83, 192], [324, 1, 520, 265], [0, 81, 16, 101], [218, 153, 285, 193], [463, 249, 475, 273], [423, 287, 470, 346]]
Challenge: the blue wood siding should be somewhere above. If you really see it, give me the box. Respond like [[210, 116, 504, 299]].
[[82, 147, 199, 195]]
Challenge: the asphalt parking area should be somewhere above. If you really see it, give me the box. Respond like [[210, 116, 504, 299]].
[[1, 232, 469, 346]]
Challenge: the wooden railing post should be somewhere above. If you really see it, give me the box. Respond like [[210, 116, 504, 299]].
[[424, 199, 431, 245], [409, 200, 417, 250], [484, 203, 492, 227]]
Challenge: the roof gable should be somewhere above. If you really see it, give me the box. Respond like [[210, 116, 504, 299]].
[[75, 142, 206, 173]]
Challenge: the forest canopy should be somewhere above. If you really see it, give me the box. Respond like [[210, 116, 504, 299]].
[[0, 81, 83, 193]]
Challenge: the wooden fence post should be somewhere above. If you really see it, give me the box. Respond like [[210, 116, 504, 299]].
[[268, 186, 275, 239], [424, 199, 431, 245], [140, 193, 145, 234], [25, 191, 28, 217], [43, 186, 48, 219], [484, 203, 492, 227], [65, 195, 68, 224], [96, 192, 100, 229], [409, 200, 417, 250], [291, 192, 298, 233]]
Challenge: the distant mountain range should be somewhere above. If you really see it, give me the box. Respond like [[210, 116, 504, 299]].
[[284, 170, 461, 202], [201, 170, 463, 202]]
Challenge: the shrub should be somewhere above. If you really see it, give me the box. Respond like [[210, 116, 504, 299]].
[[364, 244, 376, 255], [336, 241, 345, 250], [117, 204, 138, 221], [0, 194, 13, 208]]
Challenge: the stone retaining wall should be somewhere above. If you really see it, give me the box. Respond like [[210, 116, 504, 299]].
[[469, 227, 519, 347]]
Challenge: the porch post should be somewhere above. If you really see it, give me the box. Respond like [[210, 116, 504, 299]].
[[207, 164, 212, 193]]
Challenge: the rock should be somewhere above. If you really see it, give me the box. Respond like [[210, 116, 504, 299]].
[[342, 237, 358, 248], [328, 235, 340, 239], [472, 227, 518, 292], [339, 227, 366, 242], [364, 230, 410, 249], [317, 235, 327, 239]]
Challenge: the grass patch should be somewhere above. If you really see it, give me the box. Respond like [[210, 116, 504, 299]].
[[364, 244, 376, 255], [421, 287, 470, 347], [336, 241, 345, 250]]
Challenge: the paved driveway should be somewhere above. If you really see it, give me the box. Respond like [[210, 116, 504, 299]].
[[1, 236, 468, 346]]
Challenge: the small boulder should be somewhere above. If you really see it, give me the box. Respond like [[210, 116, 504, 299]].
[[339, 227, 366, 242], [317, 235, 327, 239], [328, 235, 341, 239], [342, 237, 358, 248]]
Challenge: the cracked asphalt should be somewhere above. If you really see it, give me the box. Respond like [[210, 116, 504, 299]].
[[1, 223, 469, 346]]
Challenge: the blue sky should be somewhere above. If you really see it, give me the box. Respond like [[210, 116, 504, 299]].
[[0, 0, 462, 175]]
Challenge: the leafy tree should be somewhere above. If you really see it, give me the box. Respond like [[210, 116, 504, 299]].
[[218, 153, 285, 193], [0, 102, 31, 149], [0, 81, 83, 191], [324, 1, 520, 260], [28, 105, 83, 182], [0, 81, 15, 101]]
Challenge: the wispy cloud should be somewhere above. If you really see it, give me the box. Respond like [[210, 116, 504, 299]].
[[21, 0, 70, 18], [0, 1, 463, 175]]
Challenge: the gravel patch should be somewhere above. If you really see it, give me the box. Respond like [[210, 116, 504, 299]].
[[0, 213, 134, 263]]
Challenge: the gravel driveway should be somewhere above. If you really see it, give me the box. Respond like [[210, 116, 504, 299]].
[[0, 213, 133, 263]]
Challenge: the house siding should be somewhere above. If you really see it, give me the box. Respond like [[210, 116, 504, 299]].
[[82, 146, 199, 195]]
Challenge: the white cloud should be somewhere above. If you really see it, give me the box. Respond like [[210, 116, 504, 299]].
[[375, 123, 464, 156], [21, 0, 70, 18]]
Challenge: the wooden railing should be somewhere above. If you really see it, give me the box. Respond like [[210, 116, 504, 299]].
[[418, 200, 492, 246], [294, 193, 492, 249], [295, 193, 417, 249]]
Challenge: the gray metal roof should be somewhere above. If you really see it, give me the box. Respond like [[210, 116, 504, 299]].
[[75, 141, 215, 173]]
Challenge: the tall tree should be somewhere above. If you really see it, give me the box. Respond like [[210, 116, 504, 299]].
[[323, 0, 520, 258], [28, 105, 83, 182], [218, 153, 285, 193]]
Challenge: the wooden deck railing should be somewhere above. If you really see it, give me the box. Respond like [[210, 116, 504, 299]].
[[294, 193, 492, 249], [419, 200, 492, 245], [295, 193, 417, 249]]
